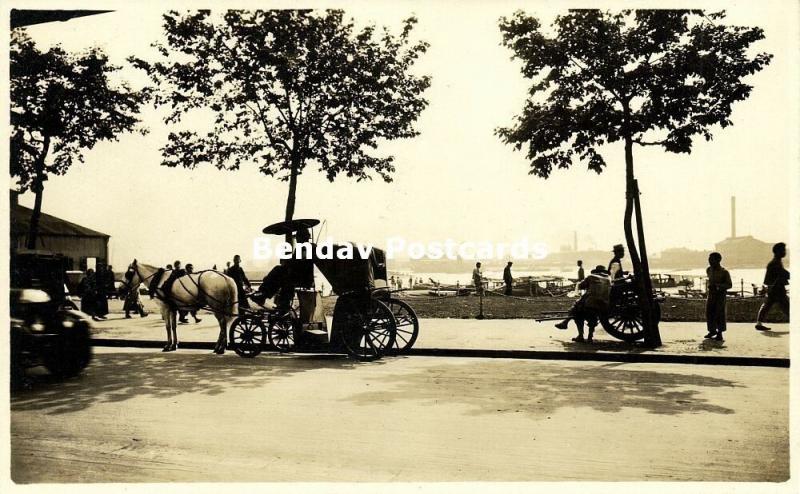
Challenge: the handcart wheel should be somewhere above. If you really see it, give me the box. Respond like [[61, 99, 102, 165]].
[[336, 297, 397, 361], [386, 298, 419, 354], [600, 283, 661, 343], [229, 316, 266, 358], [268, 315, 296, 352]]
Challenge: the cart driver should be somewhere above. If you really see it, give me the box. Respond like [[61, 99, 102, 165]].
[[250, 228, 314, 312], [554, 265, 611, 343]]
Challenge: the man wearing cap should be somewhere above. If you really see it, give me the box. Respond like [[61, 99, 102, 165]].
[[555, 265, 611, 342], [608, 244, 626, 280]]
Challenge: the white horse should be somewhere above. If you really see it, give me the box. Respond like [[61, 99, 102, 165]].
[[121, 260, 239, 354]]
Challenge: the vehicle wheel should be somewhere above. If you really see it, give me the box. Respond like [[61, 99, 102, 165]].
[[268, 316, 296, 352], [600, 290, 662, 343], [229, 317, 266, 358], [386, 298, 419, 354], [337, 297, 397, 361], [43, 325, 92, 378]]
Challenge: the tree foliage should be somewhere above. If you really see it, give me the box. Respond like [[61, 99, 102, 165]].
[[497, 10, 772, 178], [131, 10, 431, 191], [10, 30, 149, 191]]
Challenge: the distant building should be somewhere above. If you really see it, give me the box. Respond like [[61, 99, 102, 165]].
[[10, 190, 109, 270], [714, 235, 777, 268], [712, 196, 785, 267]]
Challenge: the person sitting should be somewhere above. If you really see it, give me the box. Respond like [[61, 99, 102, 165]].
[[250, 228, 314, 312], [555, 265, 611, 343], [178, 263, 202, 324]]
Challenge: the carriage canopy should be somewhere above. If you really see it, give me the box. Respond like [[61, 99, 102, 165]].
[[314, 243, 387, 295]]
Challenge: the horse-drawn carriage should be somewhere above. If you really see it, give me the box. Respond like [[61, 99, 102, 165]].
[[228, 219, 420, 361]]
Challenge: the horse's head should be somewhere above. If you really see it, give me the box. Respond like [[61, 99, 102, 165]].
[[119, 259, 150, 297]]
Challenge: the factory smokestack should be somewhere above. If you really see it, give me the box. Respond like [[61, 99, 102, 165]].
[[731, 196, 736, 238]]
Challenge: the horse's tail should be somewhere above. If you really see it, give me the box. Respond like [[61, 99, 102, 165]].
[[227, 274, 239, 318]]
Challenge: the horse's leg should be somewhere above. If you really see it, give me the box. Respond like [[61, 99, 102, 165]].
[[213, 313, 226, 354], [160, 305, 172, 351], [170, 310, 179, 350]]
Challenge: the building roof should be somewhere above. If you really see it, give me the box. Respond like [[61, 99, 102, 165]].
[[10, 203, 110, 238]]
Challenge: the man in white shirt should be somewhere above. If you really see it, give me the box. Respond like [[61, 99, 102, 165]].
[[607, 244, 625, 280]]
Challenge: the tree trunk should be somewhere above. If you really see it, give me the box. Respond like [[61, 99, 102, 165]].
[[284, 156, 300, 243], [623, 135, 661, 347], [632, 179, 662, 346], [26, 135, 51, 250]]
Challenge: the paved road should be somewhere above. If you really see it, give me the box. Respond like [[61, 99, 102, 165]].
[[10, 348, 789, 482], [90, 304, 790, 359]]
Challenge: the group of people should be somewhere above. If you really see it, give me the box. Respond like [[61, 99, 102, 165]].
[[551, 244, 626, 342], [551, 242, 790, 343], [699, 241, 789, 341], [77, 264, 116, 321], [389, 276, 423, 291]]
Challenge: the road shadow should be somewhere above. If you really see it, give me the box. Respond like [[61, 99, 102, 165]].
[[697, 339, 727, 351], [758, 330, 789, 338], [11, 350, 376, 415], [557, 338, 649, 354], [345, 360, 740, 418]]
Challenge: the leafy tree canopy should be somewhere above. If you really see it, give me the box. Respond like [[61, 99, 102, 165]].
[[10, 30, 149, 191], [497, 10, 772, 178], [131, 10, 431, 184]]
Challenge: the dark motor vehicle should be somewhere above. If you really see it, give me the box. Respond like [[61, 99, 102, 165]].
[[10, 250, 92, 388]]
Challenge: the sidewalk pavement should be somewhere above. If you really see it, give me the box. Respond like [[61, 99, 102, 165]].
[[89, 300, 788, 361]]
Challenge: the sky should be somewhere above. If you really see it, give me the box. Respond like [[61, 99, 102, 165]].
[[8, 0, 799, 270]]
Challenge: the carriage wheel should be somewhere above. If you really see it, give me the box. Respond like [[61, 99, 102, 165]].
[[600, 298, 662, 343], [229, 317, 266, 358], [268, 316, 296, 352], [386, 298, 419, 354], [337, 298, 397, 361]]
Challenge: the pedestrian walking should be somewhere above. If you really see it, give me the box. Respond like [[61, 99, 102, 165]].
[[78, 269, 100, 321], [576, 260, 585, 281], [124, 279, 148, 318], [105, 265, 117, 299], [705, 252, 732, 342], [503, 261, 514, 296], [755, 242, 790, 331], [94, 266, 109, 319]]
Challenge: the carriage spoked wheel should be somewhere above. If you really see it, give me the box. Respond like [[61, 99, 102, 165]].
[[600, 287, 662, 343], [229, 316, 267, 358], [385, 298, 419, 354], [336, 297, 397, 361], [267, 315, 296, 352]]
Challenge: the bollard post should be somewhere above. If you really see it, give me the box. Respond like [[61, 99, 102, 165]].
[[477, 281, 485, 319]]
